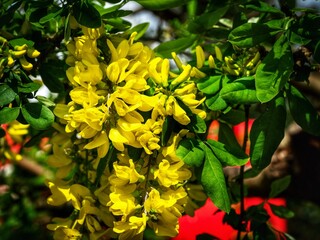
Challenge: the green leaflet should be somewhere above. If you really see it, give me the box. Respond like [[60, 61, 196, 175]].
[[228, 22, 282, 48], [176, 138, 205, 168], [0, 107, 20, 124], [286, 84, 320, 135], [39, 60, 65, 93], [21, 103, 55, 130], [154, 35, 198, 58], [242, 1, 284, 15], [269, 175, 291, 198], [0, 84, 17, 107], [160, 116, 174, 146], [200, 143, 230, 213], [255, 35, 293, 103], [188, 6, 229, 34], [125, 23, 150, 40], [206, 139, 249, 167], [197, 75, 223, 95], [73, 0, 101, 28], [268, 203, 294, 219], [220, 76, 259, 104], [250, 95, 286, 171], [135, 0, 188, 10], [18, 82, 41, 93]]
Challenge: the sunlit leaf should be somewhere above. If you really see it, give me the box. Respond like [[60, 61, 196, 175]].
[[21, 103, 54, 130], [200, 143, 230, 213], [154, 35, 198, 58], [220, 76, 259, 104], [0, 84, 17, 106], [176, 138, 205, 167], [229, 23, 282, 48], [0, 107, 20, 124], [255, 35, 293, 103], [206, 139, 248, 167]]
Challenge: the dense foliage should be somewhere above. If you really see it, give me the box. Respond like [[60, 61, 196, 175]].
[[1, 0, 320, 239]]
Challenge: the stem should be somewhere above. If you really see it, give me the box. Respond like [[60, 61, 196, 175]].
[[236, 105, 250, 240]]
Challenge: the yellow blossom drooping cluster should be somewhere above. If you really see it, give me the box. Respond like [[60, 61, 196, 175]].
[[48, 24, 208, 239], [0, 36, 40, 77]]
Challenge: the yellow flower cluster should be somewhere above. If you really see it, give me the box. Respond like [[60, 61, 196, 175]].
[[0, 36, 40, 77], [48, 25, 208, 239]]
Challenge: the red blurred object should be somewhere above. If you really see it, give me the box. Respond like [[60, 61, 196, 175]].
[[174, 120, 288, 240], [174, 198, 287, 240]]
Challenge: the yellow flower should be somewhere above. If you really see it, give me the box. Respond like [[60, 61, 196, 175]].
[[107, 191, 138, 217], [66, 54, 102, 87], [144, 188, 185, 237], [113, 213, 148, 240], [112, 159, 145, 185], [69, 85, 102, 107], [148, 57, 169, 87], [53, 227, 82, 240], [195, 46, 205, 69], [7, 121, 29, 142], [154, 159, 192, 187]]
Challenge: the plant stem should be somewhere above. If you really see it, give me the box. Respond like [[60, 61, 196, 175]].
[[237, 105, 250, 240]]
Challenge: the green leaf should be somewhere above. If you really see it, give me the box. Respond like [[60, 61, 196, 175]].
[[242, 1, 284, 15], [102, 10, 132, 19], [269, 175, 291, 198], [268, 203, 294, 219], [73, 0, 101, 28], [36, 96, 56, 107], [250, 95, 286, 171], [207, 139, 249, 167], [125, 23, 149, 40], [9, 38, 34, 48], [95, 145, 116, 187], [39, 60, 65, 93], [197, 75, 224, 95], [220, 76, 259, 104], [228, 23, 282, 48], [0, 84, 17, 106], [161, 116, 175, 146], [21, 103, 54, 130], [200, 143, 230, 213], [188, 114, 207, 134], [255, 35, 293, 103], [188, 6, 229, 34], [18, 82, 41, 93], [154, 35, 198, 58], [0, 107, 20, 124], [218, 122, 244, 152], [286, 84, 320, 135], [135, 0, 188, 10], [205, 93, 228, 112], [64, 13, 71, 43], [176, 138, 205, 167], [39, 8, 63, 24]]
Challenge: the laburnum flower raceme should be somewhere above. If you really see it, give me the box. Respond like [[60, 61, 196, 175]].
[[47, 23, 210, 240]]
